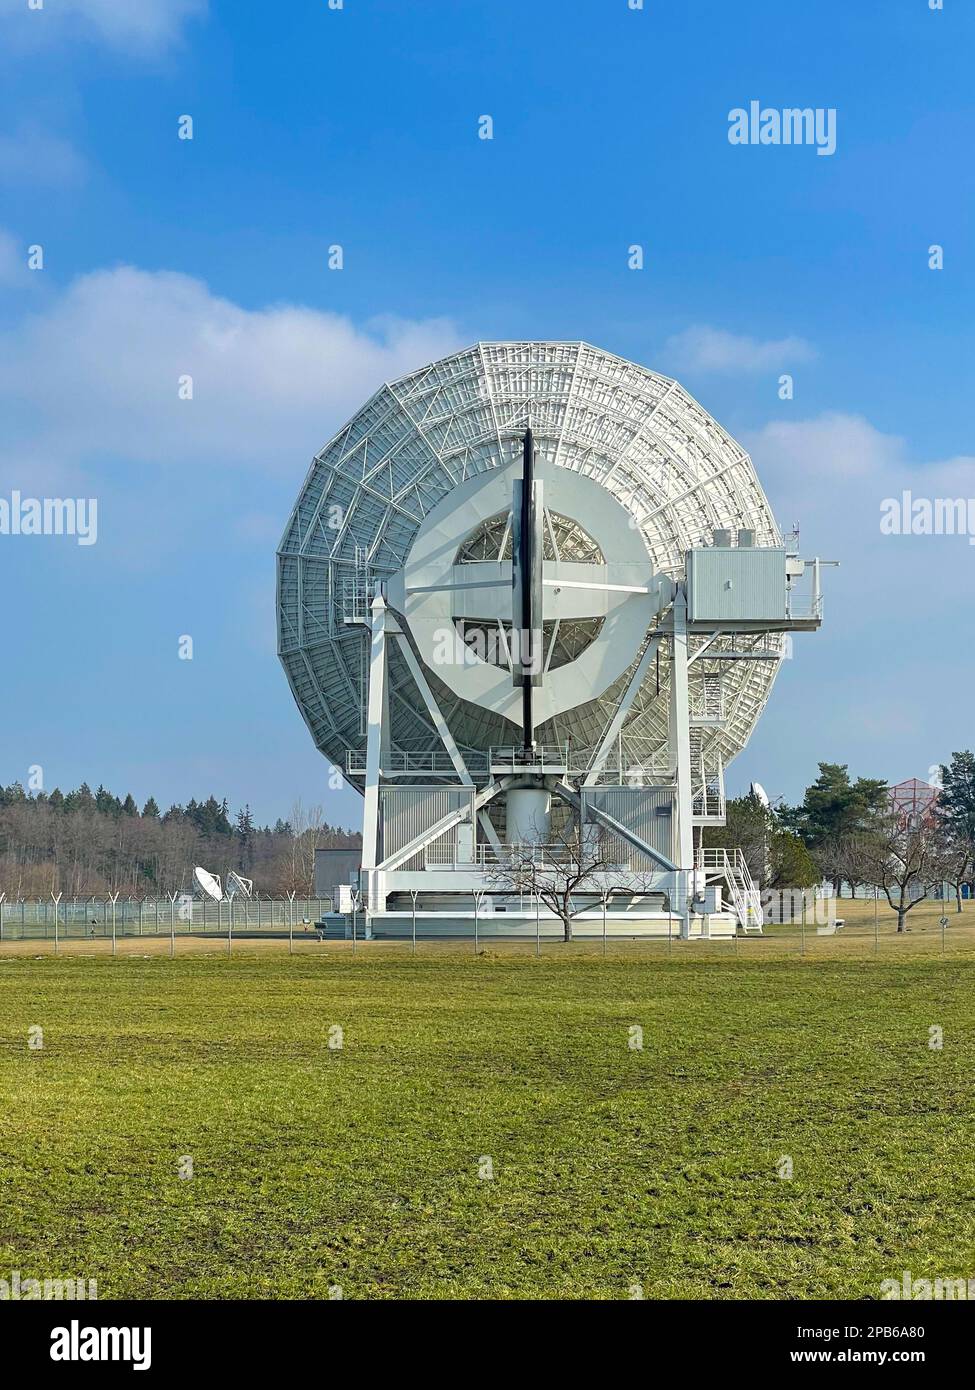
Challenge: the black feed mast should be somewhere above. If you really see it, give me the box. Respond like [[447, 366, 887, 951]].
[[518, 428, 538, 754]]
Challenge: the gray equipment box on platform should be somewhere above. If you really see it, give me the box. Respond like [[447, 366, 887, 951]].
[[314, 848, 362, 898], [686, 546, 787, 623]]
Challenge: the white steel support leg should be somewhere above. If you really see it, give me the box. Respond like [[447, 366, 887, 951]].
[[670, 584, 694, 937], [394, 634, 473, 785], [583, 634, 663, 786], [361, 591, 387, 882]]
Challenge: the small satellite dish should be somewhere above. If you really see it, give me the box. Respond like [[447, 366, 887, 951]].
[[226, 871, 253, 899], [750, 781, 770, 808], [194, 866, 224, 902]]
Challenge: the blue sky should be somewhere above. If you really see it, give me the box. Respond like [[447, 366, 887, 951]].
[[0, 0, 972, 826]]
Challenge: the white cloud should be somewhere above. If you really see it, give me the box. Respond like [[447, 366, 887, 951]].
[[744, 412, 975, 613], [0, 0, 206, 55], [663, 324, 817, 374], [740, 411, 975, 789], [0, 127, 86, 185], [746, 412, 975, 516], [0, 259, 462, 479], [747, 412, 906, 491]]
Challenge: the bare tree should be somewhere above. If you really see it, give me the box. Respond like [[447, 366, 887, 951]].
[[485, 818, 634, 942], [940, 834, 971, 915], [816, 835, 871, 898], [848, 818, 956, 933], [280, 800, 326, 895]]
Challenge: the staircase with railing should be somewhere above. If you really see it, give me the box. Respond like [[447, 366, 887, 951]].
[[696, 847, 763, 933]]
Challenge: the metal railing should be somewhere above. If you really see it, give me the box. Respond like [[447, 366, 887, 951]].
[[340, 740, 721, 811], [424, 841, 632, 871], [784, 591, 824, 621], [488, 744, 571, 772], [345, 749, 485, 776], [697, 847, 746, 873], [692, 778, 726, 820], [696, 848, 762, 930], [338, 547, 375, 625]]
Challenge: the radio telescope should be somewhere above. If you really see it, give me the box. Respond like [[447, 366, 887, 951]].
[[277, 342, 832, 938], [194, 866, 224, 902], [226, 871, 253, 899], [750, 782, 771, 809]]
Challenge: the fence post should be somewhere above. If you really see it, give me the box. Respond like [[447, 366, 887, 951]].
[[874, 886, 879, 954], [601, 891, 607, 958], [52, 891, 62, 955], [168, 891, 178, 959], [0, 891, 5, 943], [410, 889, 418, 956], [288, 890, 296, 956]]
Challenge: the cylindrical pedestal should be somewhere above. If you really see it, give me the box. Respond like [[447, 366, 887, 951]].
[[505, 788, 551, 844]]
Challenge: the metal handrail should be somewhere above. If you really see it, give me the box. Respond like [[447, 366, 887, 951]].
[[424, 841, 631, 871], [488, 744, 570, 770], [345, 749, 488, 775], [695, 848, 762, 928]]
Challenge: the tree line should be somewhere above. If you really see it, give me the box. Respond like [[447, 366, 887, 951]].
[[0, 782, 360, 898], [708, 755, 975, 932]]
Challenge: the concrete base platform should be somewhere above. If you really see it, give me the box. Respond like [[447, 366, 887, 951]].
[[326, 911, 740, 940]]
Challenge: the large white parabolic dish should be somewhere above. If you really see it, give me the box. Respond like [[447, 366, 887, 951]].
[[277, 341, 782, 786]]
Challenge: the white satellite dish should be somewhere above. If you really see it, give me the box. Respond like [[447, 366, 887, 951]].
[[194, 866, 224, 902], [750, 782, 771, 809], [226, 871, 253, 899]]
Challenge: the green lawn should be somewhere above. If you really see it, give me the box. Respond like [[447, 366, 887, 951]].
[[1, 948, 974, 1299]]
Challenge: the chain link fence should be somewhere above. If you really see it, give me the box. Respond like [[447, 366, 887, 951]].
[[0, 894, 334, 941], [0, 891, 972, 960]]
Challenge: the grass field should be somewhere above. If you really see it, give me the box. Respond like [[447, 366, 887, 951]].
[[2, 900, 975, 1300]]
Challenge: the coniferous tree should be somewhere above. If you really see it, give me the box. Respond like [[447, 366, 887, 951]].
[[0, 780, 358, 895], [783, 764, 887, 849]]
